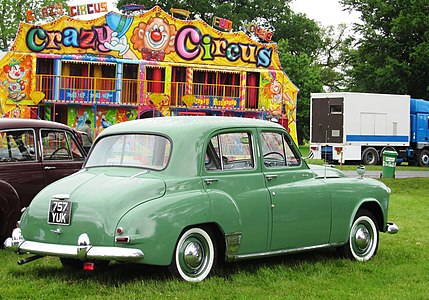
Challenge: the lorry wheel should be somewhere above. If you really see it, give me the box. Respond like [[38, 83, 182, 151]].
[[362, 147, 379, 165], [418, 149, 429, 167]]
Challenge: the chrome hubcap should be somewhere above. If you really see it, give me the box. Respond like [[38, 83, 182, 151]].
[[355, 227, 370, 250], [184, 242, 203, 269], [352, 220, 374, 257]]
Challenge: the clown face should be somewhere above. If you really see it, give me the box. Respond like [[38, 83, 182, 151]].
[[7, 65, 26, 81], [143, 18, 173, 50]]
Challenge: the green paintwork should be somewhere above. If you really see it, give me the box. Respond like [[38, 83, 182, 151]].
[[19, 116, 391, 266]]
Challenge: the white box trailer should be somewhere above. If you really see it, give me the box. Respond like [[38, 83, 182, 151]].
[[310, 92, 410, 164]]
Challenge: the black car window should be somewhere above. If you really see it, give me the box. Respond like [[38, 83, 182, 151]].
[[66, 131, 85, 160], [205, 132, 254, 171], [0, 129, 36, 162], [261, 132, 300, 168]]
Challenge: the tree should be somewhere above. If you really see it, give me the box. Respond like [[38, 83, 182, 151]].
[[0, 0, 68, 50], [317, 24, 355, 92], [278, 39, 324, 144], [116, 0, 294, 37], [341, 0, 429, 99]]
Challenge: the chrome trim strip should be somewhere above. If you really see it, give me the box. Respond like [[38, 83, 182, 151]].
[[232, 243, 342, 261], [52, 194, 70, 200], [18, 241, 144, 261]]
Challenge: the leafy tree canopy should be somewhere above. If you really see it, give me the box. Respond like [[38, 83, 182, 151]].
[[0, 0, 69, 50], [341, 0, 429, 98]]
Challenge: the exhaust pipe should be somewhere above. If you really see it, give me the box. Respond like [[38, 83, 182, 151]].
[[18, 255, 44, 265]]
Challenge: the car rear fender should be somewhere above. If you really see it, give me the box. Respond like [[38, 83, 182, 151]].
[[115, 189, 212, 266], [207, 190, 241, 233]]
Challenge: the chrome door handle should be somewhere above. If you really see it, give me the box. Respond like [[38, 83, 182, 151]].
[[44, 166, 56, 170], [204, 178, 218, 185], [265, 174, 278, 181]]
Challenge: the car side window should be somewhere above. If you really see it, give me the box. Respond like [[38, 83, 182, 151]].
[[66, 132, 85, 160], [41, 130, 84, 161], [261, 132, 300, 168], [0, 129, 36, 162], [205, 132, 254, 171]]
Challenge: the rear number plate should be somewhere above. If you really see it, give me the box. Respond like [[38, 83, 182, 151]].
[[48, 200, 72, 225]]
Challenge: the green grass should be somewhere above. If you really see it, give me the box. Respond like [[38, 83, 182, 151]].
[[1, 178, 428, 299]]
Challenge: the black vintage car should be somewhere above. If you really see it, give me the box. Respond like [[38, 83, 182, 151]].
[[0, 118, 86, 241]]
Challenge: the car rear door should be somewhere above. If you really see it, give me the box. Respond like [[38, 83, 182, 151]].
[[202, 129, 272, 255], [40, 129, 86, 185]]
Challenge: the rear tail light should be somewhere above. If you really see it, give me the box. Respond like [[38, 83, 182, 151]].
[[83, 262, 94, 271], [310, 146, 318, 150], [116, 227, 124, 235]]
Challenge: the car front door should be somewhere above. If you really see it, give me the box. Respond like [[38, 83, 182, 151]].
[[40, 129, 86, 185], [202, 130, 271, 255], [259, 130, 331, 251]]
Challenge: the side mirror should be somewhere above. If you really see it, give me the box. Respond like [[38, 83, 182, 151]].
[[357, 165, 366, 178]]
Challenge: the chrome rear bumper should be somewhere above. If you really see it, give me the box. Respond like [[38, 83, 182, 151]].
[[4, 228, 144, 261]]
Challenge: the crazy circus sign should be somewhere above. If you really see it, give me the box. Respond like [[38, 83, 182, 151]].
[[12, 6, 282, 69]]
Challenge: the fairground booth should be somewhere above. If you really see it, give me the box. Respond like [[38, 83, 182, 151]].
[[0, 4, 298, 140]]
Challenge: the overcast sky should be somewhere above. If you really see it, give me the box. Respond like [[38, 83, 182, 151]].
[[290, 0, 361, 26]]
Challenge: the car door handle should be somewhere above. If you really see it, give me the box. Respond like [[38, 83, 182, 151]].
[[265, 174, 278, 181], [204, 178, 218, 185], [44, 166, 56, 170]]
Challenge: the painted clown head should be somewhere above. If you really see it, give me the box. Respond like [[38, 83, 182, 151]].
[[131, 17, 177, 60]]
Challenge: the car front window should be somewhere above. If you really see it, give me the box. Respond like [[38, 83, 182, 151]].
[[85, 134, 171, 170], [261, 131, 300, 167]]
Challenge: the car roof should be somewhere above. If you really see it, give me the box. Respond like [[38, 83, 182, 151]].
[[0, 118, 71, 130], [99, 116, 283, 138], [93, 116, 291, 177]]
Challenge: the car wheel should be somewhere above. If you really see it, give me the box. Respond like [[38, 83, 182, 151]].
[[169, 227, 215, 282], [342, 209, 379, 261], [418, 149, 429, 167], [362, 147, 379, 165]]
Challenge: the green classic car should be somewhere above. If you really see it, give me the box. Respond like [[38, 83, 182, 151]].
[[4, 116, 398, 282]]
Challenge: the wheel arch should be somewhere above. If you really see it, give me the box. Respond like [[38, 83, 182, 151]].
[[0, 181, 21, 237], [116, 191, 234, 266], [354, 200, 385, 233], [174, 222, 227, 265]]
